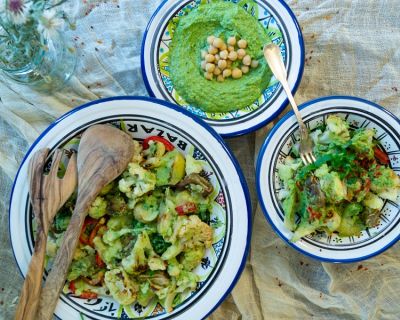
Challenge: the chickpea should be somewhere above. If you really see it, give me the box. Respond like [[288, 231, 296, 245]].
[[217, 75, 225, 82], [228, 45, 235, 52], [219, 50, 228, 60], [213, 67, 222, 75], [201, 60, 207, 70], [226, 60, 233, 68], [207, 35, 216, 45], [237, 48, 246, 60], [212, 37, 224, 49], [220, 43, 227, 51], [241, 65, 249, 74], [201, 50, 207, 59], [232, 68, 243, 79], [218, 59, 227, 70], [227, 36, 236, 46], [238, 39, 248, 49], [228, 51, 238, 61], [208, 45, 218, 55], [204, 72, 213, 80], [242, 55, 252, 66], [251, 60, 259, 68], [215, 54, 220, 62], [205, 54, 215, 63], [223, 68, 232, 78], [206, 63, 216, 73]]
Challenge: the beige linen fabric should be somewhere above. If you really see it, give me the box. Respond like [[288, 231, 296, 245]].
[[0, 0, 399, 319]]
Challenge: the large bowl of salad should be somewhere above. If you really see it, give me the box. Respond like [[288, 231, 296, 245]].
[[256, 96, 400, 262], [9, 97, 251, 319]]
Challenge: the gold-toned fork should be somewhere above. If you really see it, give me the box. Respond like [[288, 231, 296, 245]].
[[15, 148, 77, 320], [264, 43, 316, 165]]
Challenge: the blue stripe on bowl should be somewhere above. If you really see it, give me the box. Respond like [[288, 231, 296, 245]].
[[141, 0, 305, 137], [9, 96, 252, 319], [256, 95, 400, 263]]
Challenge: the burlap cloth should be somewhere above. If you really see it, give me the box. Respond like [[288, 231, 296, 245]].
[[1, 1, 399, 319]]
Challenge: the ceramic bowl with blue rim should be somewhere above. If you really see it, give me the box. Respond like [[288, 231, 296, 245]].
[[9, 97, 251, 319], [256, 96, 400, 263], [141, 0, 304, 137]]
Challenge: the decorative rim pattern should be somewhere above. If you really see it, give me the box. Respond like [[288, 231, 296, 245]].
[[9, 97, 252, 319], [141, 0, 305, 137], [256, 96, 400, 263]]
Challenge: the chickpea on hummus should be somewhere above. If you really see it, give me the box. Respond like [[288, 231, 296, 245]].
[[169, 1, 273, 113]]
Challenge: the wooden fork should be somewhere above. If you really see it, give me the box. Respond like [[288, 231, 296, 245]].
[[14, 148, 77, 320]]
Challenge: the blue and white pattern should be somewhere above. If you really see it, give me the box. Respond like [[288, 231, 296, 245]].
[[9, 97, 251, 320], [141, 0, 304, 137], [256, 96, 400, 262]]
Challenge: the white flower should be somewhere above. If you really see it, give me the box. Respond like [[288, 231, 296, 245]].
[[37, 9, 65, 40], [5, 0, 31, 25]]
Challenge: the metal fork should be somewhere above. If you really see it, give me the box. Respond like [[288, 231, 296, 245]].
[[263, 43, 316, 165]]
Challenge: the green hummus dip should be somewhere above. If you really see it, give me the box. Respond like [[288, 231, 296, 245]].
[[169, 1, 272, 113]]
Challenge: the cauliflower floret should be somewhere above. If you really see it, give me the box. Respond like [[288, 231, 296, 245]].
[[350, 128, 375, 159], [370, 166, 400, 201], [310, 129, 323, 145], [130, 140, 144, 163], [104, 268, 139, 305], [314, 164, 330, 178], [161, 243, 183, 260], [277, 156, 303, 182], [119, 162, 156, 208], [176, 270, 198, 293], [363, 192, 384, 210], [319, 171, 347, 203], [319, 115, 350, 145], [107, 215, 134, 230], [122, 231, 155, 274], [88, 196, 108, 219], [180, 246, 205, 271], [102, 228, 134, 245], [143, 141, 166, 168], [93, 236, 123, 266], [148, 256, 166, 271], [134, 194, 161, 223], [167, 257, 182, 277], [174, 215, 213, 250]]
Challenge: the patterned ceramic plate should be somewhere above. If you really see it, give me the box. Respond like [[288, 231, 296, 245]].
[[256, 96, 400, 262], [9, 97, 251, 319], [141, 0, 304, 137]]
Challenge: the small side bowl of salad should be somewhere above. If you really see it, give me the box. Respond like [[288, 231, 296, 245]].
[[9, 97, 251, 320], [256, 96, 400, 263]]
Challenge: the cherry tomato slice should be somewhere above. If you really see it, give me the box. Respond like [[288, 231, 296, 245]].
[[69, 280, 98, 299], [143, 136, 175, 151], [79, 291, 98, 300], [79, 217, 98, 245], [374, 147, 390, 165], [175, 202, 197, 216], [95, 253, 106, 268]]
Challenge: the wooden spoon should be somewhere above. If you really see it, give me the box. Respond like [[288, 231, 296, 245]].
[[15, 148, 78, 320], [36, 124, 135, 320]]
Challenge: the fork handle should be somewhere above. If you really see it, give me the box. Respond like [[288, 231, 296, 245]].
[[14, 228, 47, 320]]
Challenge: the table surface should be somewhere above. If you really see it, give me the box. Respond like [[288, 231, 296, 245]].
[[1, 1, 399, 319]]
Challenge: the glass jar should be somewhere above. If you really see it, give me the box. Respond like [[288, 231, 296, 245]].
[[0, 31, 76, 91]]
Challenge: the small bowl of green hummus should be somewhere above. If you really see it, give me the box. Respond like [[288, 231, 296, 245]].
[[142, 0, 304, 137], [256, 96, 400, 262]]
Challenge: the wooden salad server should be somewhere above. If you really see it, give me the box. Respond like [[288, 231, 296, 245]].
[[15, 148, 78, 320], [36, 124, 135, 320]]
